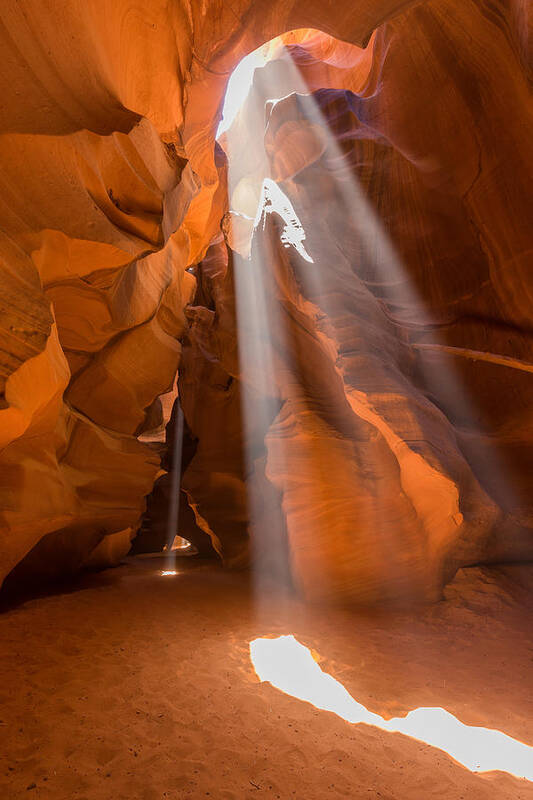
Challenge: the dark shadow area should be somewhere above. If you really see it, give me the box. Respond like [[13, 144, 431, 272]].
[[0, 563, 124, 614], [0, 554, 226, 614], [131, 399, 218, 558]]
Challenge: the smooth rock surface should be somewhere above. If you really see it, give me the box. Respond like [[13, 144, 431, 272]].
[[0, 0, 531, 597]]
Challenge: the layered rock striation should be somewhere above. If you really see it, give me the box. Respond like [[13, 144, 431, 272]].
[[0, 0, 531, 598]]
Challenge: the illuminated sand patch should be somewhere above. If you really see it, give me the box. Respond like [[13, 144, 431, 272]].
[[250, 635, 533, 780], [160, 570, 179, 577]]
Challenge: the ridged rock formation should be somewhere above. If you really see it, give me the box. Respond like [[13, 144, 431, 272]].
[[0, 0, 531, 599], [179, 8, 533, 601]]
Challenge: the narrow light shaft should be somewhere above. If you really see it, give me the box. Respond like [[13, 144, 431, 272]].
[[166, 403, 185, 562]]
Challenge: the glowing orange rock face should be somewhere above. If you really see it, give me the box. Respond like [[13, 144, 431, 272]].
[[178, 8, 533, 602], [0, 1, 531, 595]]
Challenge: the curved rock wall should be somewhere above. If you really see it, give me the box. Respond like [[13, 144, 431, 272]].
[[0, 0, 531, 597], [180, 4, 533, 601]]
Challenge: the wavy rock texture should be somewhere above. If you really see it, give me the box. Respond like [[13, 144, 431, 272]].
[[0, 0, 531, 598], [181, 4, 533, 601]]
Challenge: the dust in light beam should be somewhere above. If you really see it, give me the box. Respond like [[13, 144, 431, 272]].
[[250, 635, 533, 781]]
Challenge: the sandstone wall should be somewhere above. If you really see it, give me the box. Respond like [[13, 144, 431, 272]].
[[0, 0, 531, 597]]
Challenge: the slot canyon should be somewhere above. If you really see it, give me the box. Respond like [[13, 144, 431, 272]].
[[0, 1, 532, 798]]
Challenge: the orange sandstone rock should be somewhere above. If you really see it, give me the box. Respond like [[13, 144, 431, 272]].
[[0, 0, 531, 598]]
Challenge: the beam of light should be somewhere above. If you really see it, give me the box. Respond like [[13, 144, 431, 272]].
[[222, 44, 332, 612], [230, 180, 293, 604], [221, 41, 464, 605], [262, 50, 527, 536], [165, 400, 185, 572], [250, 636, 533, 781], [220, 37, 533, 608]]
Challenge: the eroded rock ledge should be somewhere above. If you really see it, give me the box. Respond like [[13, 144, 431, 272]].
[[0, 0, 531, 600]]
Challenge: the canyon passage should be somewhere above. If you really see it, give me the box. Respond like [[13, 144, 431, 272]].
[[0, 2, 532, 798]]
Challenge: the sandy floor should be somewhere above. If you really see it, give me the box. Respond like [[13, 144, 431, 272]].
[[0, 557, 532, 800]]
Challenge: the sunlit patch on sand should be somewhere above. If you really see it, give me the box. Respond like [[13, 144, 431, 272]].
[[160, 570, 180, 576], [250, 635, 533, 781]]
